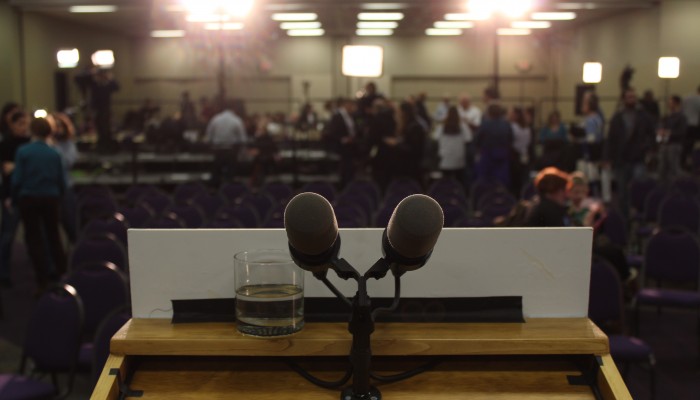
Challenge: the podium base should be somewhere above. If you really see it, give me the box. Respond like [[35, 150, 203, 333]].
[[340, 386, 381, 400]]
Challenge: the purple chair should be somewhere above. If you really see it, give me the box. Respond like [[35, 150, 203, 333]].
[[77, 195, 118, 228], [476, 191, 516, 211], [628, 179, 658, 219], [205, 216, 244, 229], [190, 192, 226, 220], [441, 204, 468, 227], [92, 308, 131, 385], [657, 194, 700, 234], [670, 176, 700, 197], [173, 182, 208, 206], [334, 203, 368, 227], [136, 191, 173, 217], [118, 204, 155, 229], [373, 205, 395, 228], [590, 259, 655, 397], [146, 213, 186, 229], [65, 263, 128, 369], [428, 179, 467, 203], [82, 214, 129, 247], [217, 204, 260, 228], [470, 180, 508, 213], [263, 204, 286, 228], [124, 184, 158, 206], [261, 181, 293, 204], [386, 178, 422, 197], [77, 185, 114, 201], [71, 234, 128, 272], [235, 192, 275, 222], [219, 182, 249, 202], [0, 285, 84, 399], [635, 228, 700, 365], [344, 179, 381, 208], [641, 187, 668, 224], [164, 204, 205, 228], [335, 192, 375, 219]]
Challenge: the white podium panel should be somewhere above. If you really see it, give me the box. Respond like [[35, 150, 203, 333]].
[[128, 228, 593, 319]]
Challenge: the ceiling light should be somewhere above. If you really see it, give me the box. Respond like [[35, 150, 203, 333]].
[[467, 0, 533, 19], [497, 28, 531, 35], [583, 62, 602, 83], [357, 21, 399, 29], [532, 12, 577, 20], [272, 13, 317, 21], [34, 109, 48, 119], [205, 22, 244, 30], [180, 0, 253, 18], [556, 2, 596, 10], [342, 45, 384, 77], [69, 5, 117, 13], [280, 21, 322, 29], [357, 12, 404, 21], [434, 21, 474, 29], [426, 28, 462, 36], [658, 57, 680, 79], [356, 28, 394, 36], [186, 14, 230, 22], [286, 29, 325, 36], [151, 30, 186, 37], [361, 3, 407, 10], [511, 21, 551, 29], [444, 13, 489, 21], [56, 49, 80, 68], [91, 50, 115, 67]]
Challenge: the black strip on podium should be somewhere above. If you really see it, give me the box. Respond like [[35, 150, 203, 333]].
[[170, 297, 523, 324]]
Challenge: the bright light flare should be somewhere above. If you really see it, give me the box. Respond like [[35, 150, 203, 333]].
[[532, 12, 577, 20], [57, 49, 80, 68], [658, 57, 680, 79], [280, 21, 322, 29], [286, 29, 325, 36], [356, 29, 394, 36], [69, 5, 117, 13], [497, 28, 531, 35], [34, 109, 48, 119], [342, 45, 384, 77], [467, 0, 532, 19], [583, 62, 602, 83], [357, 21, 399, 29], [357, 12, 404, 20], [91, 50, 115, 67], [434, 21, 474, 29], [426, 28, 462, 36], [511, 21, 551, 29], [272, 13, 317, 21], [181, 0, 253, 19], [151, 30, 186, 38], [205, 22, 244, 30]]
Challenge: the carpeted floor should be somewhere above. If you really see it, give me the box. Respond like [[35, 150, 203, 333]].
[[1, 242, 699, 399]]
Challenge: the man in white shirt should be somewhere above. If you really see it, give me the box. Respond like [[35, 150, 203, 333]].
[[457, 94, 482, 184], [205, 101, 247, 146], [205, 100, 248, 185], [682, 85, 700, 168]]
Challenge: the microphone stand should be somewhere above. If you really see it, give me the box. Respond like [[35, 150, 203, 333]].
[[312, 257, 395, 400]]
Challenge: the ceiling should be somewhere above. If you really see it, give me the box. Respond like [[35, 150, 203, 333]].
[[9, 0, 660, 38]]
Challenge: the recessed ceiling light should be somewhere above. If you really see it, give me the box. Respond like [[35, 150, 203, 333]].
[[56, 49, 80, 68], [511, 21, 551, 29], [531, 12, 577, 20], [497, 28, 531, 35], [426, 28, 462, 36], [361, 3, 407, 10], [69, 5, 117, 13], [272, 13, 317, 21], [151, 30, 186, 37], [357, 12, 404, 21], [556, 2, 596, 10], [280, 21, 322, 29], [444, 13, 489, 21], [357, 21, 399, 29], [356, 28, 394, 36], [434, 21, 474, 29], [287, 29, 325, 36]]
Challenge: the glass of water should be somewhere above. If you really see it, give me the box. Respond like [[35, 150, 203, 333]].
[[234, 249, 305, 337]]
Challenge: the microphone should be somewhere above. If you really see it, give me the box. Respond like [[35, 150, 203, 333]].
[[284, 192, 340, 275], [383, 194, 444, 276]]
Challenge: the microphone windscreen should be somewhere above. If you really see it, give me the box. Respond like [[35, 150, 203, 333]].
[[387, 194, 444, 259], [284, 192, 338, 256]]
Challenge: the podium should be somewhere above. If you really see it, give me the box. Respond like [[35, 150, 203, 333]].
[[91, 318, 631, 399]]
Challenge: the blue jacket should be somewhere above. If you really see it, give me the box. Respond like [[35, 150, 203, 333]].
[[11, 140, 66, 199]]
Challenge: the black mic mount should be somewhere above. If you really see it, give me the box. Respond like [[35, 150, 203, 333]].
[[290, 242, 405, 400]]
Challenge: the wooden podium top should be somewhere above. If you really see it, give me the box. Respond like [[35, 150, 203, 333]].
[[111, 318, 609, 357]]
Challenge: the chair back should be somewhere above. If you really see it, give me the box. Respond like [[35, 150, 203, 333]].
[[670, 176, 700, 197], [628, 178, 658, 215], [146, 213, 186, 229], [219, 182, 249, 202], [235, 192, 274, 222], [261, 181, 293, 204], [92, 309, 130, 385], [642, 186, 668, 223], [173, 182, 208, 206], [82, 214, 129, 246], [644, 228, 700, 286], [77, 195, 118, 228], [588, 258, 624, 326], [124, 184, 159, 206], [136, 191, 173, 217], [301, 182, 337, 202], [217, 204, 260, 228], [118, 204, 154, 229], [470, 180, 508, 212], [71, 234, 128, 272], [658, 194, 700, 233], [191, 192, 225, 219], [344, 179, 381, 207], [441, 204, 468, 227], [601, 209, 628, 247], [65, 263, 128, 338], [164, 204, 205, 228], [23, 285, 83, 372]]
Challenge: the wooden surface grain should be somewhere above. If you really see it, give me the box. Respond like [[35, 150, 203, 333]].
[[111, 319, 609, 357], [90, 355, 126, 400], [598, 355, 633, 400]]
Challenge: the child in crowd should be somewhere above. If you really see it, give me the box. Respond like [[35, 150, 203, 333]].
[[567, 172, 605, 227]]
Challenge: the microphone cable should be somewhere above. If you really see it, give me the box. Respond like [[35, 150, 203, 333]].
[[284, 359, 353, 389], [369, 360, 441, 383], [371, 274, 401, 320]]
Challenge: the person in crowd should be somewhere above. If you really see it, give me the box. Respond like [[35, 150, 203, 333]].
[[137, 98, 160, 132], [657, 95, 688, 181], [0, 111, 29, 287], [537, 110, 572, 171], [295, 103, 318, 133], [432, 95, 451, 124], [435, 106, 470, 182], [328, 98, 361, 187], [603, 88, 655, 217], [367, 98, 397, 190], [524, 167, 571, 227], [357, 82, 384, 119], [51, 112, 79, 243], [180, 91, 197, 130], [482, 86, 500, 113], [640, 90, 660, 125], [539, 110, 568, 143], [0, 102, 20, 139], [568, 171, 603, 227], [205, 99, 248, 185], [415, 92, 431, 130], [90, 68, 119, 153], [682, 85, 700, 169], [457, 94, 481, 183], [11, 116, 67, 295], [510, 107, 532, 196], [579, 93, 605, 194], [248, 116, 280, 187], [199, 96, 216, 127], [474, 104, 513, 187], [385, 101, 427, 184]]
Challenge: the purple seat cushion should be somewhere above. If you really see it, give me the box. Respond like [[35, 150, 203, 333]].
[[609, 335, 654, 363], [0, 374, 55, 400], [78, 343, 95, 368], [637, 288, 700, 308]]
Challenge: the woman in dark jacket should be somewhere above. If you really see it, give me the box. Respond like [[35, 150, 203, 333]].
[[385, 102, 427, 184], [474, 104, 513, 186]]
